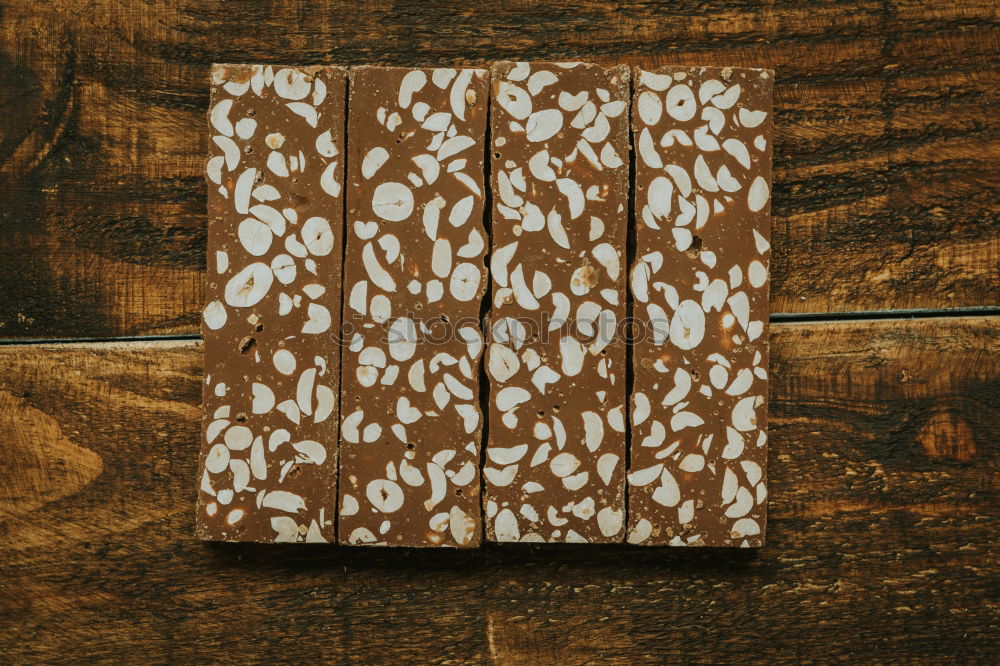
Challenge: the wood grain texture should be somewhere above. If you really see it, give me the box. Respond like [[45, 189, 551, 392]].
[[0, 1, 998, 339], [0, 317, 996, 663]]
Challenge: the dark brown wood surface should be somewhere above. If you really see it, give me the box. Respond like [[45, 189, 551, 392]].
[[0, 1, 997, 339], [0, 318, 996, 663], [1, 1, 998, 662]]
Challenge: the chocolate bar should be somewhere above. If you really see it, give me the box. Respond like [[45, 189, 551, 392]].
[[197, 65, 346, 542], [627, 66, 772, 546], [337, 67, 489, 547], [484, 61, 630, 543]]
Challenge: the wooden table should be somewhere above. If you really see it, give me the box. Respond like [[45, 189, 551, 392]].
[[1, 2, 997, 662]]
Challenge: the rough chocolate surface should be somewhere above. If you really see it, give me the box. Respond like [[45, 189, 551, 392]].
[[197, 65, 346, 542], [483, 61, 630, 543], [337, 67, 488, 547], [627, 66, 773, 547]]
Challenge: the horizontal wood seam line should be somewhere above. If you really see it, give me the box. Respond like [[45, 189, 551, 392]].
[[1, 309, 998, 346]]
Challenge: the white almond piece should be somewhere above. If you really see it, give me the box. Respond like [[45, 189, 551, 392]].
[[731, 397, 758, 432], [449, 506, 476, 546], [367, 479, 404, 513], [670, 299, 705, 350], [532, 270, 552, 298], [315, 129, 338, 157], [647, 303, 669, 345], [274, 68, 311, 100], [233, 167, 257, 214], [717, 165, 742, 192], [694, 154, 719, 192], [582, 113, 610, 143], [496, 81, 532, 120], [369, 294, 391, 323], [582, 411, 604, 452], [546, 209, 570, 249], [262, 490, 306, 514], [215, 135, 242, 171], [638, 127, 662, 169], [320, 162, 341, 197], [597, 507, 623, 537], [205, 443, 230, 474], [726, 368, 754, 396], [494, 508, 520, 542], [362, 147, 389, 179], [571, 100, 596, 129], [559, 336, 585, 377], [224, 263, 273, 308], [237, 218, 272, 256], [652, 469, 680, 507], [725, 487, 753, 518], [251, 383, 275, 414], [637, 90, 662, 126], [648, 176, 673, 219], [549, 452, 580, 478], [748, 259, 768, 288], [754, 229, 771, 254], [398, 69, 427, 109], [286, 102, 318, 128], [728, 291, 751, 330], [372, 182, 414, 221], [740, 108, 768, 128], [698, 79, 725, 103], [362, 423, 382, 443], [665, 84, 696, 121], [702, 106, 725, 135], [411, 154, 440, 186], [601, 99, 625, 117], [723, 138, 751, 169], [694, 124, 721, 151], [712, 84, 741, 109], [558, 90, 588, 111], [556, 178, 584, 219], [293, 440, 327, 465], [489, 444, 529, 465], [528, 150, 557, 182], [251, 204, 286, 235], [449, 69, 474, 120], [525, 109, 563, 143], [488, 344, 520, 382], [527, 70, 558, 95], [449, 195, 474, 227], [449, 263, 481, 301], [495, 386, 531, 413], [203, 300, 227, 330], [679, 453, 705, 473], [388, 317, 417, 361], [640, 70, 672, 91], [628, 463, 663, 487], [747, 176, 770, 212], [210, 99, 234, 136], [301, 216, 334, 256], [432, 238, 452, 278], [485, 465, 519, 488], [702, 278, 728, 313], [599, 142, 623, 169], [433, 68, 456, 89], [206, 156, 225, 184]]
